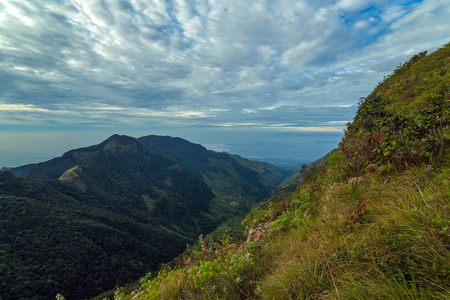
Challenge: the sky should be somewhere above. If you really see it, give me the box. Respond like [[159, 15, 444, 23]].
[[1, 0, 450, 168]]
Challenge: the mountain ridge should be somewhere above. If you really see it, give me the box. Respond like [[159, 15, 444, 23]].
[[0, 134, 290, 299]]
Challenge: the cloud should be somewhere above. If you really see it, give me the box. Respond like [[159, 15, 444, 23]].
[[0, 103, 51, 112], [0, 0, 449, 163], [262, 126, 345, 133], [214, 122, 261, 127]]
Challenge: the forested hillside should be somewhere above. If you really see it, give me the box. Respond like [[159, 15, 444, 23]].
[[0, 135, 288, 299], [0, 171, 189, 299], [114, 43, 450, 299]]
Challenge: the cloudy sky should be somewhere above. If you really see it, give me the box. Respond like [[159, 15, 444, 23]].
[[1, 0, 449, 167]]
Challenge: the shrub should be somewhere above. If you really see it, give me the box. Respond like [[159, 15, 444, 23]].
[[340, 130, 384, 174]]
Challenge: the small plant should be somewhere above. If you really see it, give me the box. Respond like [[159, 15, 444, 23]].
[[242, 208, 270, 229]]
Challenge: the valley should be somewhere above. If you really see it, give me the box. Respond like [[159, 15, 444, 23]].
[[0, 135, 291, 299]]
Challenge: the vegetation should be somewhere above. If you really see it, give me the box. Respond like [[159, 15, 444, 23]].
[[343, 43, 450, 170], [0, 171, 190, 300], [137, 135, 293, 213], [113, 43, 450, 299], [0, 135, 287, 299]]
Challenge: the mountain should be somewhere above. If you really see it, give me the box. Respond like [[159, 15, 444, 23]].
[[22, 134, 291, 228], [115, 43, 450, 299], [137, 135, 293, 211], [6, 163, 37, 176], [1, 134, 289, 299], [20, 136, 111, 181]]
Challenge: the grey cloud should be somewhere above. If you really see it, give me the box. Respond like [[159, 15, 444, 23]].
[[1, 0, 449, 130], [118, 87, 186, 108], [283, 76, 314, 91], [2, 0, 449, 167]]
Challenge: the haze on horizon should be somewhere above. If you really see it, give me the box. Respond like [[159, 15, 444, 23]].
[[1, 0, 450, 168]]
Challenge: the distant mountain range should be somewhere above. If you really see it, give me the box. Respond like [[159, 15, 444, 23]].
[[0, 134, 291, 300]]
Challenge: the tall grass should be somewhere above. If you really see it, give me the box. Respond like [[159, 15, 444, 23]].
[[252, 165, 450, 300], [113, 163, 450, 300]]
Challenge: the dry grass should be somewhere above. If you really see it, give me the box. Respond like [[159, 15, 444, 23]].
[[114, 163, 450, 300], [252, 165, 450, 300]]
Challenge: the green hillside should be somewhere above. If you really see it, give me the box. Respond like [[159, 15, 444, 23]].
[[138, 135, 292, 210], [0, 171, 188, 300], [114, 43, 450, 299], [0, 134, 288, 299]]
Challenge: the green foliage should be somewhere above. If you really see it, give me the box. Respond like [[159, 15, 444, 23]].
[[138, 135, 291, 212], [269, 208, 313, 233], [118, 234, 258, 299], [0, 171, 191, 300], [4, 134, 288, 299], [378, 163, 398, 176], [348, 96, 391, 135], [242, 208, 271, 229], [340, 130, 384, 174], [324, 150, 352, 182], [374, 113, 426, 165], [341, 43, 450, 169], [187, 252, 254, 290], [139, 265, 181, 299]]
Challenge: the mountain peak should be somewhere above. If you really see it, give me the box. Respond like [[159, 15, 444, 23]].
[[104, 134, 140, 153], [105, 134, 136, 144], [106, 133, 130, 140]]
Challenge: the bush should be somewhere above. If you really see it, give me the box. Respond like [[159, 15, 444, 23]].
[[340, 130, 384, 175]]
